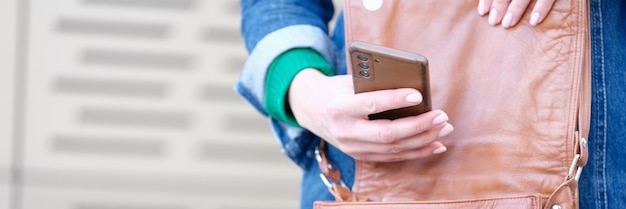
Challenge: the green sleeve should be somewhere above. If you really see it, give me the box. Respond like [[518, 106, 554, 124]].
[[264, 48, 335, 127]]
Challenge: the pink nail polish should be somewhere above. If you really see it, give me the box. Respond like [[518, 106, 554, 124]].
[[488, 8, 498, 25], [502, 12, 513, 28], [530, 12, 540, 26], [438, 124, 454, 137], [433, 146, 447, 155], [478, 0, 486, 15], [432, 113, 449, 125], [405, 92, 423, 103]]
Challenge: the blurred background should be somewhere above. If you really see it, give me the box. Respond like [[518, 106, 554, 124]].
[[0, 0, 343, 208]]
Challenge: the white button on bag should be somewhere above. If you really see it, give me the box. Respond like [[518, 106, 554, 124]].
[[363, 0, 383, 11]]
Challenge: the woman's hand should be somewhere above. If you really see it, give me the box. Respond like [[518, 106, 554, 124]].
[[288, 69, 453, 162], [478, 0, 557, 28]]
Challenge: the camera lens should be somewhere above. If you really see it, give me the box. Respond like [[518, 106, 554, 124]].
[[357, 54, 369, 61], [359, 70, 371, 78], [358, 62, 370, 69]]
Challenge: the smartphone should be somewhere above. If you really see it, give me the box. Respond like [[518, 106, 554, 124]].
[[349, 41, 431, 120]]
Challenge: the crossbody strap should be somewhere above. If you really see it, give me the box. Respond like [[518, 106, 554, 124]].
[[316, 140, 367, 201]]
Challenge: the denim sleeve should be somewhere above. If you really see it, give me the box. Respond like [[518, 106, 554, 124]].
[[237, 0, 338, 114], [240, 0, 335, 52], [235, 0, 340, 169]]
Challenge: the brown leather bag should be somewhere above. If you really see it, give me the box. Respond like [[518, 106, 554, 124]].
[[314, 0, 590, 208]]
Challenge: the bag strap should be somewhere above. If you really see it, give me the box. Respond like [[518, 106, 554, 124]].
[[570, 5, 591, 181], [316, 140, 367, 201]]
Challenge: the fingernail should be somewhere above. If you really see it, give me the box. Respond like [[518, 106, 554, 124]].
[[405, 92, 423, 103], [477, 0, 486, 15], [438, 124, 454, 137], [488, 8, 498, 25], [530, 12, 540, 26], [502, 12, 513, 28], [432, 113, 449, 125], [433, 146, 447, 155]]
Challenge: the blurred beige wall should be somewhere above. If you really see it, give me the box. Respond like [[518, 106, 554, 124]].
[[0, 0, 17, 208], [0, 0, 344, 208]]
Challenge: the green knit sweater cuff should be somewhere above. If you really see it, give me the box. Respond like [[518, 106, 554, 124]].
[[264, 48, 335, 127]]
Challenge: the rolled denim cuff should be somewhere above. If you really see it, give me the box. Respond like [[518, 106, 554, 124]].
[[234, 25, 340, 117], [265, 48, 335, 128]]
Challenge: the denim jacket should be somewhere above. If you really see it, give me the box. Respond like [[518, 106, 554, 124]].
[[237, 1, 626, 208], [236, 0, 345, 170]]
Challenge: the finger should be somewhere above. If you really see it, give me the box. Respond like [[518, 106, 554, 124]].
[[392, 123, 453, 153], [478, 0, 493, 16], [353, 110, 448, 144], [529, 0, 557, 26], [352, 122, 452, 155], [346, 88, 423, 117], [501, 0, 531, 28], [488, 0, 512, 26], [354, 141, 447, 162]]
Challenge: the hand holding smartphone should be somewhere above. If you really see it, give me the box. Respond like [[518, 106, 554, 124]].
[[349, 41, 432, 120]]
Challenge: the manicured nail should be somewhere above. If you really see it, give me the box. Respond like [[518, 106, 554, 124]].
[[438, 124, 454, 137], [432, 113, 449, 125], [477, 0, 486, 15], [502, 12, 513, 28], [433, 146, 447, 155], [405, 92, 423, 103], [488, 8, 498, 25], [530, 12, 540, 26]]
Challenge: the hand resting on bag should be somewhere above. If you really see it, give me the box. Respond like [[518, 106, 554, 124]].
[[478, 0, 557, 28]]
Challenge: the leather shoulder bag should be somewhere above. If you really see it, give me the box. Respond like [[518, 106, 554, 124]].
[[314, 0, 590, 208]]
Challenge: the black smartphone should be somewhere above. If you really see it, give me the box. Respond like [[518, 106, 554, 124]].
[[349, 41, 432, 120]]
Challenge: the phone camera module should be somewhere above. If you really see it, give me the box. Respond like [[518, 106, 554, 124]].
[[358, 62, 370, 69], [359, 70, 371, 78], [357, 54, 369, 61]]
